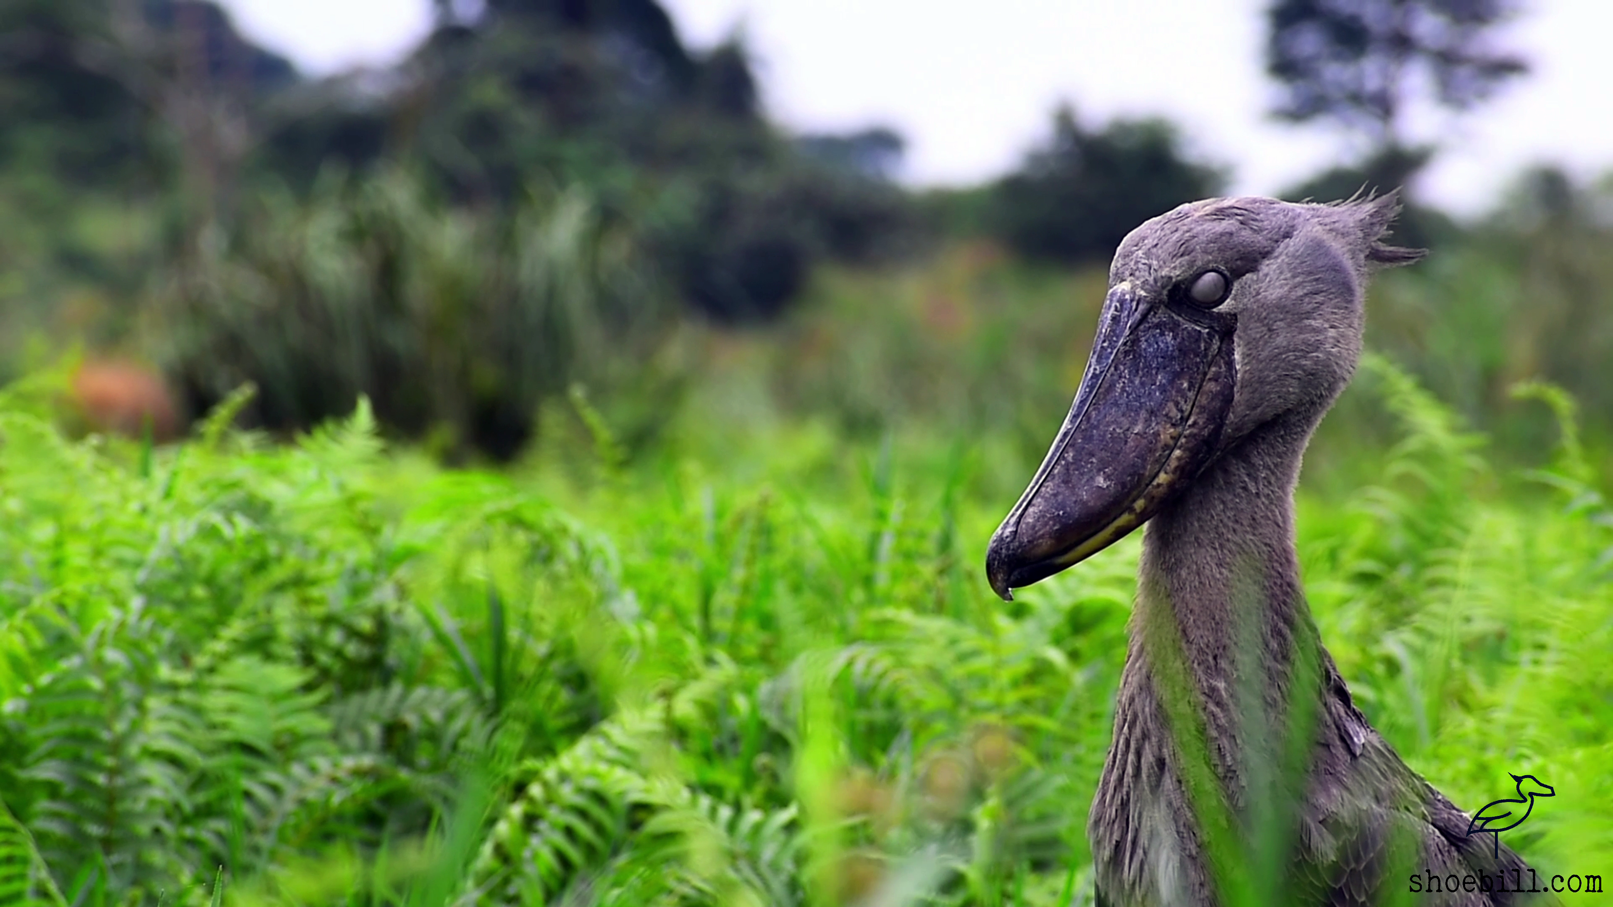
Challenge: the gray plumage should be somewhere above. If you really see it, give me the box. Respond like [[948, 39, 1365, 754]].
[[986, 196, 1559, 906]]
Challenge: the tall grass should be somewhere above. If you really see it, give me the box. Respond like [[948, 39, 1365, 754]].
[[157, 167, 680, 462], [0, 345, 1608, 904]]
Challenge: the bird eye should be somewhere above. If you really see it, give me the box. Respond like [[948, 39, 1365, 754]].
[[1188, 269, 1230, 307]]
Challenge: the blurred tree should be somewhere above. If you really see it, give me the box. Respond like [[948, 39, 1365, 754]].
[[989, 105, 1225, 265], [1283, 144, 1433, 201], [120, 0, 301, 231], [390, 7, 915, 323], [255, 78, 393, 187], [483, 0, 701, 94], [4, 0, 920, 453], [1500, 163, 1580, 228], [1265, 0, 1527, 205], [798, 127, 905, 181], [656, 155, 915, 323], [136, 0, 298, 91], [1266, 0, 1528, 147], [0, 0, 301, 229], [0, 1, 137, 184], [698, 39, 759, 118]]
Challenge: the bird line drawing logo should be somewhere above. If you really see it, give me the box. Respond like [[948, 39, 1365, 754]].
[[1466, 774, 1555, 859]]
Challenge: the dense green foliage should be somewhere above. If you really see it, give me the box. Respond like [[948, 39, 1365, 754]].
[[394, 0, 917, 323], [1, 335, 1610, 904], [0, 0, 921, 454], [0, 0, 915, 324], [973, 106, 1226, 266], [160, 169, 676, 462]]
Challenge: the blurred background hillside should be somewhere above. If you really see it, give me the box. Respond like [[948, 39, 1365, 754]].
[[1, 0, 1610, 472]]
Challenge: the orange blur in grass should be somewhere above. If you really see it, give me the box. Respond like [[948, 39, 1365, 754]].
[[70, 360, 183, 442]]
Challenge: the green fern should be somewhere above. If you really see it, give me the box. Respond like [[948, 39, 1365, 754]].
[[0, 799, 67, 907]]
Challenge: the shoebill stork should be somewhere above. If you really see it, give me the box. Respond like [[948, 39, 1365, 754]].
[[985, 196, 1557, 906]]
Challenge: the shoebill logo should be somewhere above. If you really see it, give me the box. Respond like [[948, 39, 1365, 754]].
[[1466, 774, 1555, 859]]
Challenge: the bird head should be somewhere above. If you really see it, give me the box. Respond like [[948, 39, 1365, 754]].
[[986, 195, 1424, 599], [1511, 774, 1557, 798]]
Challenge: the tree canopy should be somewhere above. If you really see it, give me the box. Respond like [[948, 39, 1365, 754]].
[[989, 106, 1226, 265], [1265, 0, 1528, 147]]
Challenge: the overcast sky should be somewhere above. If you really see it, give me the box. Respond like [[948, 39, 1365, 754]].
[[215, 0, 1613, 217]]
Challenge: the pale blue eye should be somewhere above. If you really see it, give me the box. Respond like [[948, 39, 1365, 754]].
[[1189, 270, 1229, 306]]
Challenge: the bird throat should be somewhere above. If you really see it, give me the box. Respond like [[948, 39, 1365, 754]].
[[1137, 420, 1317, 733], [1092, 419, 1336, 905]]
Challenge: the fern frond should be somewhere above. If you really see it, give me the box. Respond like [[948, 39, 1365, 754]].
[[0, 798, 68, 907], [328, 684, 493, 772]]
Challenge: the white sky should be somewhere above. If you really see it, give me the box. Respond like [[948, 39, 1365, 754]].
[[215, 0, 1613, 217]]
